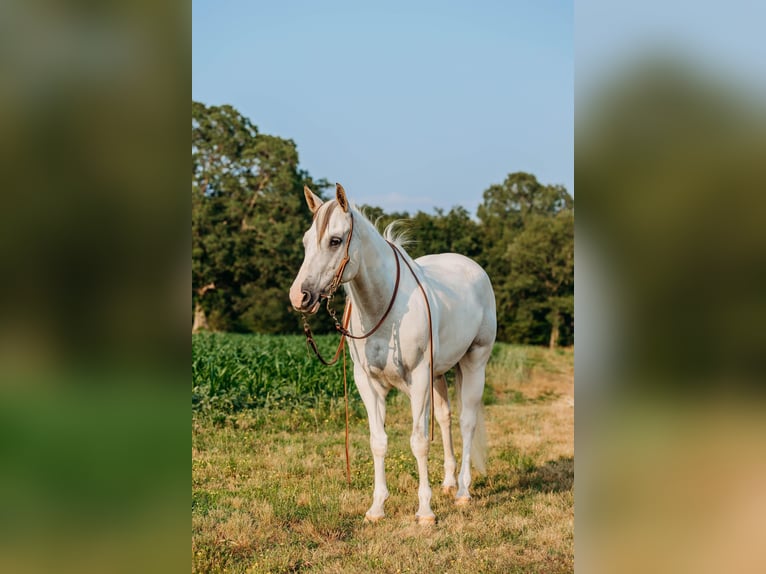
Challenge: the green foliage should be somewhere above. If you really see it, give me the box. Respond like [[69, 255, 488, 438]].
[[192, 101, 329, 333], [192, 102, 573, 346], [477, 172, 574, 345], [192, 332, 358, 415], [408, 206, 482, 260]]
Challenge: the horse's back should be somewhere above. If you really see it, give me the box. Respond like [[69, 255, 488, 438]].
[[416, 253, 494, 301], [415, 252, 497, 349], [415, 253, 491, 289]]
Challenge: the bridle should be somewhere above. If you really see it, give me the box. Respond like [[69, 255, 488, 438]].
[[300, 211, 435, 484]]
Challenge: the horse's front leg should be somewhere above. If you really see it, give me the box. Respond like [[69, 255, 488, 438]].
[[410, 365, 435, 524], [354, 366, 389, 521]]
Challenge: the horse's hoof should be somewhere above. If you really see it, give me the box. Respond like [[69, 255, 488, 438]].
[[441, 485, 457, 496], [415, 514, 436, 525], [455, 496, 471, 506], [364, 513, 384, 523]]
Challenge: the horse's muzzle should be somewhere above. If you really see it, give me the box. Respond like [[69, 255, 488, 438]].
[[290, 280, 318, 313], [296, 289, 321, 314]]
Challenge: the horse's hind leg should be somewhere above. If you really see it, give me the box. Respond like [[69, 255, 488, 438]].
[[433, 374, 457, 494], [409, 365, 435, 524], [456, 347, 490, 504]]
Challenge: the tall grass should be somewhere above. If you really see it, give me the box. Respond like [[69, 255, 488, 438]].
[[192, 332, 354, 414], [192, 334, 562, 415], [489, 343, 570, 381]]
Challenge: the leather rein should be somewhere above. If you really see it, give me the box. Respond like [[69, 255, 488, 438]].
[[301, 211, 436, 484]]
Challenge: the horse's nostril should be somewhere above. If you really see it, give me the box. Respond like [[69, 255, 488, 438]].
[[301, 290, 311, 306]]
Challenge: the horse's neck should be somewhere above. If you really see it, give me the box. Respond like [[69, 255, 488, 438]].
[[345, 219, 398, 325]]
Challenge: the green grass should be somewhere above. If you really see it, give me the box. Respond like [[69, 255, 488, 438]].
[[192, 334, 573, 573], [192, 333, 361, 420]]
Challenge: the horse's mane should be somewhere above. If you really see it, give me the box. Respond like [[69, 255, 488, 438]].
[[356, 204, 412, 249]]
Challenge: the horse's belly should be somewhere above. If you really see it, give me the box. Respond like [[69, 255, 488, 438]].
[[434, 347, 469, 376]]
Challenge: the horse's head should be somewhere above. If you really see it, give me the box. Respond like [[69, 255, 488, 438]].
[[289, 183, 358, 314]]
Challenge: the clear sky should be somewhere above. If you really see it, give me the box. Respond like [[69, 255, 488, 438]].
[[576, 0, 766, 98], [192, 1, 573, 215]]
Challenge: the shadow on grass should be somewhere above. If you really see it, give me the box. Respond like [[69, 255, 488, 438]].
[[476, 454, 574, 505], [519, 456, 574, 493]]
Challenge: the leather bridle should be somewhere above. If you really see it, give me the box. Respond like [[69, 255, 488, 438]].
[[300, 210, 436, 485]]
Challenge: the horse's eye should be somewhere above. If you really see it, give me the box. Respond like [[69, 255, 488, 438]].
[[329, 236, 342, 248]]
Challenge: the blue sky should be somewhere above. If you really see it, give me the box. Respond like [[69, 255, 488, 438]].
[[576, 0, 766, 99], [193, 1, 573, 215]]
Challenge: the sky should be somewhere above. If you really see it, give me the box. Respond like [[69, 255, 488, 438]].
[[576, 0, 766, 99], [192, 1, 573, 215]]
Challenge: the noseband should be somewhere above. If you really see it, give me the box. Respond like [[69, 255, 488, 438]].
[[304, 211, 402, 342]]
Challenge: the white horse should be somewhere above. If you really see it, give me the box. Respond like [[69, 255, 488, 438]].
[[289, 183, 497, 524]]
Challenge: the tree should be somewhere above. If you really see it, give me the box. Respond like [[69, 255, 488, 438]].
[[192, 101, 328, 333], [477, 172, 573, 345], [505, 211, 574, 347], [406, 207, 481, 260]]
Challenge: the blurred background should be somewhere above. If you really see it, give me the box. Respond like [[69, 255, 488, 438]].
[[576, 1, 766, 572], [0, 1, 189, 573]]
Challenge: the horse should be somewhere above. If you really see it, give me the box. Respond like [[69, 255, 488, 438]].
[[289, 183, 497, 524]]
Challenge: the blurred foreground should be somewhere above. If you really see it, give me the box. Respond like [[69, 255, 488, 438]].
[[576, 2, 766, 572], [0, 1, 188, 573]]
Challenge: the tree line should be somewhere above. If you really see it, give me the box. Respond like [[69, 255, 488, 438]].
[[193, 101, 573, 347]]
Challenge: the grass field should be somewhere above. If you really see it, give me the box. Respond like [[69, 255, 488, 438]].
[[192, 333, 574, 573]]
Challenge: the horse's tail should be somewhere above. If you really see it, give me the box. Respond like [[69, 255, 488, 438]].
[[455, 369, 488, 475]]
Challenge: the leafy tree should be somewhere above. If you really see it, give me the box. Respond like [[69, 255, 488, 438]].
[[477, 172, 571, 266], [192, 101, 328, 333], [477, 172, 573, 345], [406, 207, 481, 260], [505, 211, 574, 347]]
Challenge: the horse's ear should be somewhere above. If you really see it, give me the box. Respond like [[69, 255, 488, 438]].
[[336, 183, 349, 213], [304, 185, 323, 215]]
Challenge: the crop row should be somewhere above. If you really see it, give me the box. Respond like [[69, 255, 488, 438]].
[[192, 332, 352, 413]]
